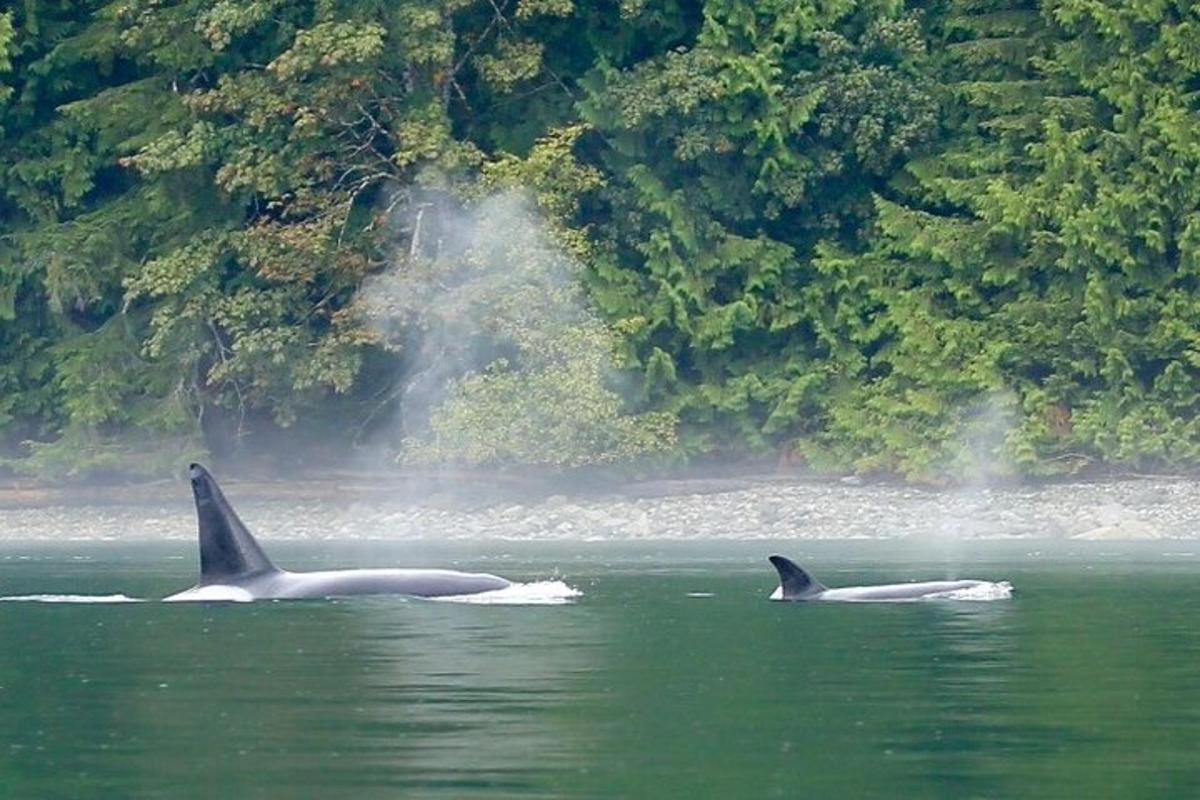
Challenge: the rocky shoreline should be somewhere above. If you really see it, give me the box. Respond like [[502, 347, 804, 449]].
[[0, 473, 1197, 541]]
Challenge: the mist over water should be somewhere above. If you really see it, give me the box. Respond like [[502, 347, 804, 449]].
[[355, 187, 649, 473], [360, 190, 536, 441]]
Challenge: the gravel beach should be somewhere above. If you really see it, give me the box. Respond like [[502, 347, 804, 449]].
[[1, 476, 1197, 541]]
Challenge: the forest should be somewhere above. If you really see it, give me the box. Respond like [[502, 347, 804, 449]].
[[1, 0, 1199, 482]]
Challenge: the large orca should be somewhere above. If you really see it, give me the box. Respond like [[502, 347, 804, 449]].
[[767, 555, 1011, 602], [164, 464, 512, 602]]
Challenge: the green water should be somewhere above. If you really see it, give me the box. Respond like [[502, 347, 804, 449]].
[[2, 541, 1199, 798]]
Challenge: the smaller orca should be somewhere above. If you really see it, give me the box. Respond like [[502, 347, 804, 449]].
[[164, 464, 512, 602], [767, 555, 1011, 602]]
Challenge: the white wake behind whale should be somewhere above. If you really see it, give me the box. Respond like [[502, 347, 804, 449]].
[[162, 578, 583, 605], [0, 585, 585, 605], [0, 593, 144, 603], [429, 579, 582, 605]]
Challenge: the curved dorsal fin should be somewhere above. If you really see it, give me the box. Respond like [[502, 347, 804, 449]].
[[189, 463, 278, 583], [768, 555, 826, 599]]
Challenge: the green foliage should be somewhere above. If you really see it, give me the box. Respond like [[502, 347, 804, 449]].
[[408, 322, 677, 467], [7, 426, 206, 481], [0, 285, 57, 436], [580, 0, 939, 460], [2, 0, 444, 472], [816, 0, 1200, 478], [5, 0, 1200, 481]]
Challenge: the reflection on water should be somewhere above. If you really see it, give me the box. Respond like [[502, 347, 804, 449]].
[[1, 541, 1200, 797], [0, 597, 598, 799]]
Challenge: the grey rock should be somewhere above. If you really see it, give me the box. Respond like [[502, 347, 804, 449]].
[[1072, 518, 1162, 541]]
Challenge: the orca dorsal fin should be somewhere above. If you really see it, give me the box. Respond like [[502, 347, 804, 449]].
[[768, 555, 826, 599], [188, 463, 278, 583]]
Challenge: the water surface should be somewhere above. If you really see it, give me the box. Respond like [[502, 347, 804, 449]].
[[1, 540, 1199, 798]]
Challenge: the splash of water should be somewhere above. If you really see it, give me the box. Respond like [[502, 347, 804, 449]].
[[161, 585, 254, 603], [428, 579, 582, 605], [923, 581, 1014, 601]]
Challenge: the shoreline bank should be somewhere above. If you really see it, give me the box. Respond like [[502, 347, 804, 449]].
[[1, 473, 1196, 542]]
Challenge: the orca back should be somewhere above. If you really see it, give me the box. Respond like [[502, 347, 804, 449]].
[[189, 463, 278, 584], [768, 555, 826, 600]]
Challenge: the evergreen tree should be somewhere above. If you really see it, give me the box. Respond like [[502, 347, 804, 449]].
[[4, 0, 1200, 481], [815, 0, 1200, 478], [579, 0, 938, 458]]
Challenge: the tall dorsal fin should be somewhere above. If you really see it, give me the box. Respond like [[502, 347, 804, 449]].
[[768, 555, 826, 599], [189, 463, 278, 583]]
